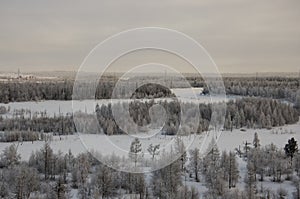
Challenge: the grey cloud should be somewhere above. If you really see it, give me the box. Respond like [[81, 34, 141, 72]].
[[0, 0, 299, 73]]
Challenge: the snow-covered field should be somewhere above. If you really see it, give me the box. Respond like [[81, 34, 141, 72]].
[[0, 87, 237, 117], [218, 125, 298, 152], [171, 87, 204, 99], [1, 120, 298, 161]]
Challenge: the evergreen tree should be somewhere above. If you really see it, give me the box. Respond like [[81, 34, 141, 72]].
[[284, 137, 298, 165], [55, 176, 68, 199], [0, 144, 20, 168], [129, 138, 142, 167], [91, 164, 116, 198], [202, 139, 226, 197], [188, 148, 201, 182], [41, 142, 53, 180], [228, 151, 239, 188], [174, 136, 187, 171], [76, 153, 91, 199], [151, 159, 182, 199], [245, 161, 257, 199], [253, 132, 260, 148], [15, 164, 39, 199]]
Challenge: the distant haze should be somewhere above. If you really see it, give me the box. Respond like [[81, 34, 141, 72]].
[[0, 0, 300, 74]]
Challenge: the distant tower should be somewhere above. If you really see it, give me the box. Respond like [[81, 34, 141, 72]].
[[18, 68, 20, 78]]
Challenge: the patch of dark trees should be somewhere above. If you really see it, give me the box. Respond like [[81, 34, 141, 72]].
[[95, 100, 181, 135], [131, 83, 175, 99], [0, 115, 75, 136], [0, 81, 174, 103]]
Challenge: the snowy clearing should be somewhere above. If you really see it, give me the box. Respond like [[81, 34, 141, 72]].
[[1, 119, 299, 162], [0, 96, 236, 118]]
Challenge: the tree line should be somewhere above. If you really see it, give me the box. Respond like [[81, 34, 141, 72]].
[[94, 97, 298, 135], [0, 114, 75, 134], [224, 97, 298, 130], [189, 76, 300, 108], [0, 81, 174, 103], [1, 76, 300, 103], [0, 97, 298, 142]]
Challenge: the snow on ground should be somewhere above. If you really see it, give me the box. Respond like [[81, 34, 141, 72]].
[[0, 119, 299, 197], [171, 88, 204, 99], [0, 119, 299, 162], [0, 97, 235, 118], [218, 123, 300, 152], [0, 91, 297, 197], [0, 87, 238, 117]]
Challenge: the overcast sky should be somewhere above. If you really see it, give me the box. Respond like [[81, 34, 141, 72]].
[[0, 0, 300, 73]]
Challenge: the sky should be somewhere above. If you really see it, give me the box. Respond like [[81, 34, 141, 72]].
[[0, 0, 300, 74]]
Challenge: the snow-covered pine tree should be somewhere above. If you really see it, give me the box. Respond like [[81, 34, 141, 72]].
[[245, 160, 257, 199], [91, 164, 116, 198], [129, 138, 142, 167], [228, 151, 239, 188], [174, 136, 187, 171], [75, 153, 91, 199], [188, 148, 201, 182], [253, 132, 260, 148], [41, 142, 53, 180], [0, 144, 20, 168], [15, 164, 39, 199], [202, 139, 226, 197], [220, 151, 239, 189], [151, 159, 182, 199]]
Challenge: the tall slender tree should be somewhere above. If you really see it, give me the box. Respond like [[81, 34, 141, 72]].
[[129, 138, 142, 167]]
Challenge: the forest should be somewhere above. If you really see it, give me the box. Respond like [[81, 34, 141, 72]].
[[1, 76, 300, 104], [189, 76, 300, 109], [0, 97, 298, 142], [0, 81, 174, 103], [0, 134, 299, 198], [0, 76, 300, 198]]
